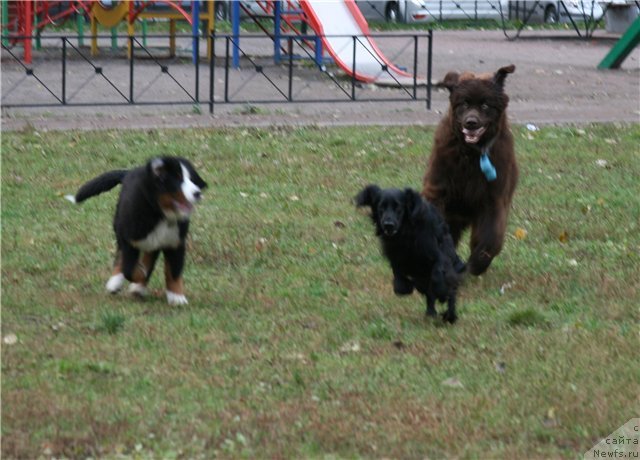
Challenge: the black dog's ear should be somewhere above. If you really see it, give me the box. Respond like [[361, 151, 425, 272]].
[[438, 71, 460, 93], [355, 184, 381, 208], [403, 188, 424, 223], [191, 170, 208, 189], [149, 157, 167, 181], [182, 160, 208, 189], [493, 64, 515, 90]]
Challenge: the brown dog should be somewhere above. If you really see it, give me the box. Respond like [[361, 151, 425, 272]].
[[422, 65, 519, 276]]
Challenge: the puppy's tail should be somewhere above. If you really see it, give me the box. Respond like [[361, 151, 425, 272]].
[[65, 170, 128, 204]]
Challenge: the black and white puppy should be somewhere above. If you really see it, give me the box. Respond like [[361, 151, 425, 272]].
[[356, 185, 465, 323], [67, 156, 207, 305]]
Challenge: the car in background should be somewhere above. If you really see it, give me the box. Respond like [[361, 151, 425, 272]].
[[355, 0, 430, 22], [356, 0, 505, 22], [214, 0, 505, 24], [505, 0, 604, 23], [214, 1, 273, 21]]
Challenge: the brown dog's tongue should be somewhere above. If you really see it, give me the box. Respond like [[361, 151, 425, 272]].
[[462, 127, 486, 144]]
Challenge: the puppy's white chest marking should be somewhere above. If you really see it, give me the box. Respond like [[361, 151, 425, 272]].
[[132, 221, 181, 251]]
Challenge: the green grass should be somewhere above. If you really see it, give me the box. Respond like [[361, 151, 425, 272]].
[[2, 124, 639, 458]]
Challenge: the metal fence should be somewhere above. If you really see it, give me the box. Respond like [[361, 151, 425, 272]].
[[1, 32, 434, 113]]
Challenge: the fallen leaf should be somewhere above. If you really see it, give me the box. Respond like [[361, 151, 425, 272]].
[[543, 407, 559, 427], [494, 361, 507, 373], [289, 195, 300, 202], [3, 334, 17, 345], [339, 340, 360, 354], [255, 237, 268, 252], [514, 228, 528, 240], [500, 281, 515, 295], [558, 230, 569, 244], [441, 377, 464, 388], [595, 159, 608, 168], [285, 353, 307, 362], [568, 259, 579, 267]]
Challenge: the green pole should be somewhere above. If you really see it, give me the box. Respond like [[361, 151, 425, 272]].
[[111, 27, 117, 50], [34, 6, 41, 50], [142, 18, 147, 46], [598, 18, 640, 69], [2, 0, 9, 46], [76, 10, 84, 47]]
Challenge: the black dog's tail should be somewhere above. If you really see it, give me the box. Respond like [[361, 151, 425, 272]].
[[65, 170, 128, 204]]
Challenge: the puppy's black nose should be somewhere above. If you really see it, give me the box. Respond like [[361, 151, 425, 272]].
[[383, 222, 395, 233], [193, 191, 202, 201], [464, 117, 480, 129]]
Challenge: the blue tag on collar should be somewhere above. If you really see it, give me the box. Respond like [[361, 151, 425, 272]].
[[480, 150, 497, 182]]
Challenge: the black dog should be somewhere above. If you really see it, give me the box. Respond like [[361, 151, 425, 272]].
[[356, 185, 465, 323], [67, 156, 207, 305]]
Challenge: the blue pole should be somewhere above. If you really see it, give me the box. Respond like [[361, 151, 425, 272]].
[[315, 36, 322, 67], [232, 0, 240, 68], [192, 0, 200, 64], [274, 1, 281, 64]]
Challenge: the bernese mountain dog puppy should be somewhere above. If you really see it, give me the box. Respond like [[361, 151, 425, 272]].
[[67, 156, 207, 305]]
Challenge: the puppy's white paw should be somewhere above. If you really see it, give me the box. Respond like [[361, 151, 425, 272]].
[[106, 274, 125, 293], [128, 283, 148, 298], [64, 194, 77, 204], [166, 291, 188, 306]]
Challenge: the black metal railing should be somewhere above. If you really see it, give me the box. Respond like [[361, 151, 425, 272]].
[[1, 32, 433, 114]]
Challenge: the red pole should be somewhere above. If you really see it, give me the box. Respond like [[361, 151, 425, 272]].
[[24, 0, 33, 64]]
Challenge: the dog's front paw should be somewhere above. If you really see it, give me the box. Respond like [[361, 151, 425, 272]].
[[393, 277, 414, 296], [166, 291, 188, 306], [106, 274, 125, 294], [441, 310, 458, 324], [454, 257, 467, 274], [128, 283, 148, 298]]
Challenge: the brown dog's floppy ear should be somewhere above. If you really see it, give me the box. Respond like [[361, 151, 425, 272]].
[[355, 184, 381, 208], [492, 64, 515, 90], [438, 71, 460, 93]]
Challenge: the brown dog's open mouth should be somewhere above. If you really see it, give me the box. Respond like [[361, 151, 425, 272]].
[[462, 126, 486, 144]]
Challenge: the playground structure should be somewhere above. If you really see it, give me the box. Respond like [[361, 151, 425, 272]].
[[88, 0, 214, 60], [2, 0, 428, 85], [2, 1, 90, 62], [1, 1, 215, 63], [598, 16, 640, 68], [2, 1, 638, 80]]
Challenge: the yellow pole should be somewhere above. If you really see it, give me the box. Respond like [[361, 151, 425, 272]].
[[127, 17, 134, 59], [91, 12, 98, 56], [169, 19, 176, 57], [207, 0, 214, 60]]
